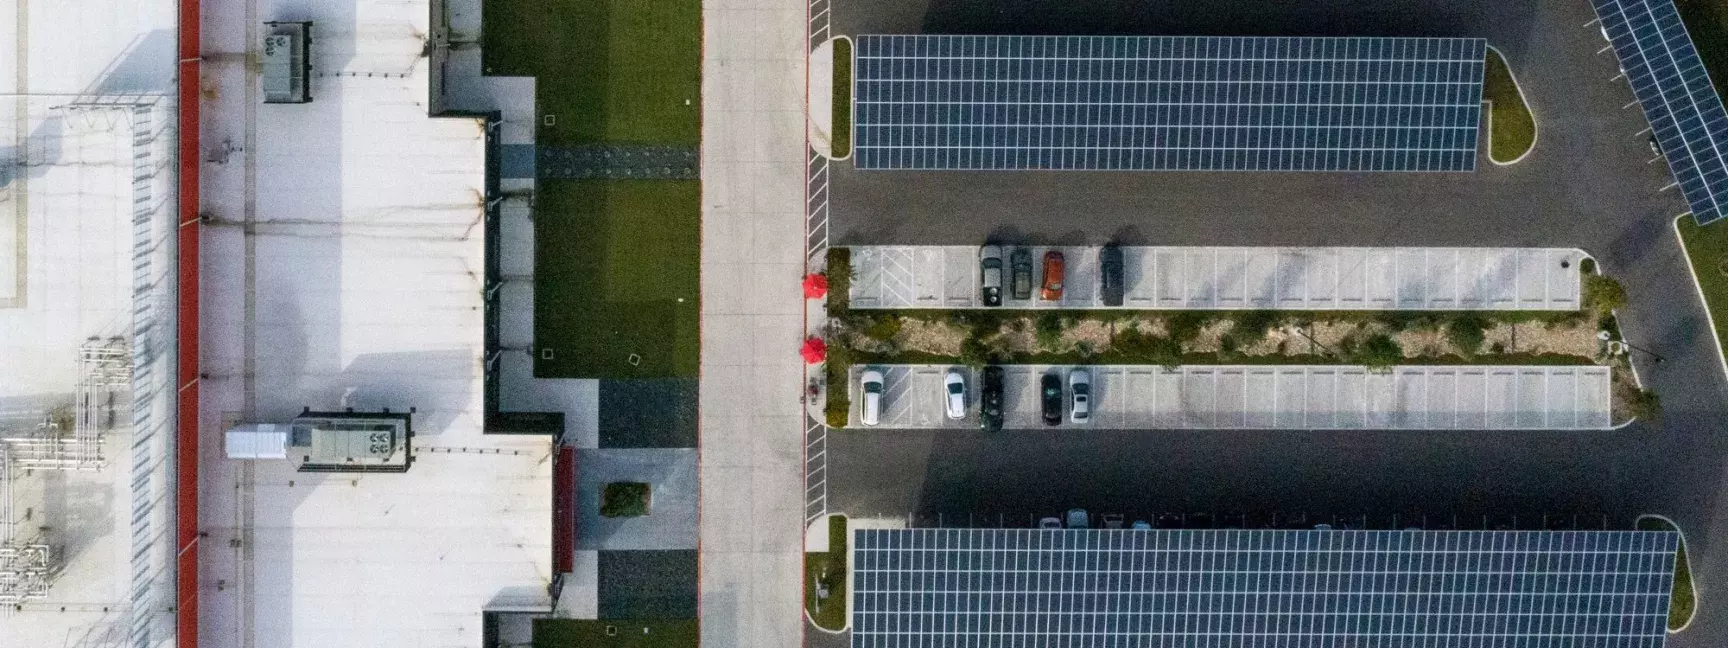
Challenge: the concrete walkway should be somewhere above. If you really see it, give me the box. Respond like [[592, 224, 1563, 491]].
[[698, 0, 808, 644]]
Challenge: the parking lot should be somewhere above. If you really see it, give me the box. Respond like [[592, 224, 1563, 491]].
[[811, 2, 1728, 645], [848, 364, 1612, 430], [847, 246, 1585, 310]]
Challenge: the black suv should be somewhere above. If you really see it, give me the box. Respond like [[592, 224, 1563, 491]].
[[1099, 244, 1124, 307], [1040, 373, 1063, 425], [980, 366, 1004, 432]]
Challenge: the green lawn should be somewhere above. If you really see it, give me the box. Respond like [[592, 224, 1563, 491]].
[[535, 180, 700, 378], [533, 619, 697, 648], [805, 515, 849, 631], [1679, 0, 1728, 99], [1484, 49, 1536, 163], [1677, 215, 1728, 370], [832, 39, 853, 158], [484, 0, 701, 146], [1637, 517, 1697, 631]]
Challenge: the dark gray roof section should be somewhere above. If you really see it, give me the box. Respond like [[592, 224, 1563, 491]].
[[1594, 0, 1728, 224], [853, 529, 1677, 648], [853, 36, 1487, 172]]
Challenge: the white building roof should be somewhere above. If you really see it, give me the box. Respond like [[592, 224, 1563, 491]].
[[0, 0, 179, 645], [197, 0, 553, 645]]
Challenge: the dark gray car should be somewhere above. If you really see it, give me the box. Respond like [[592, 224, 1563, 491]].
[[1099, 244, 1124, 306]]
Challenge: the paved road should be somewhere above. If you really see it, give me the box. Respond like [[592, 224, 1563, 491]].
[[820, 1, 1728, 645]]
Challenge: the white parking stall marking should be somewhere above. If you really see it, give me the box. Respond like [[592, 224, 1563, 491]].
[[842, 364, 1615, 430], [849, 246, 1591, 311]]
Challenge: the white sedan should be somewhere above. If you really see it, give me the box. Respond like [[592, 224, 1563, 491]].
[[943, 369, 966, 420]]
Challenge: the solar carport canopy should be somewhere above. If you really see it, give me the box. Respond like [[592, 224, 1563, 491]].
[[853, 35, 1487, 172], [853, 529, 1678, 648], [1594, 0, 1728, 225]]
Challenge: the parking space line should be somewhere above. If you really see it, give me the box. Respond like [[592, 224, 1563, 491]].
[[847, 245, 1586, 311], [836, 364, 1614, 430]]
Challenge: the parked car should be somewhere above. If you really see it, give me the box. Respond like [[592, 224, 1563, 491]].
[[1039, 251, 1065, 301], [1010, 248, 1033, 300], [1155, 513, 1184, 528], [1650, 135, 1662, 157], [1039, 517, 1063, 529], [1068, 368, 1091, 424], [980, 366, 1004, 432], [1099, 244, 1124, 306], [979, 246, 1004, 306], [1040, 373, 1062, 425], [1130, 520, 1152, 530], [859, 369, 884, 426], [943, 369, 967, 419], [1065, 508, 1091, 529], [1103, 514, 1124, 529]]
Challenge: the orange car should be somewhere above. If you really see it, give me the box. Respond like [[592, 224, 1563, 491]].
[[1039, 251, 1065, 301]]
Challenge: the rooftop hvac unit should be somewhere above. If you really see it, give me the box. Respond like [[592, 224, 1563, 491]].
[[262, 22, 312, 104]]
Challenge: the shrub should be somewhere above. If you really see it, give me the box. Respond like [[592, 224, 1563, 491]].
[[1583, 274, 1628, 315], [1034, 312, 1064, 349], [1223, 310, 1278, 350], [862, 315, 903, 341], [1627, 388, 1661, 421], [825, 248, 852, 315], [823, 344, 853, 427], [1351, 333, 1404, 370], [1074, 340, 1097, 360], [1166, 312, 1209, 344], [1446, 315, 1490, 357], [601, 482, 651, 517], [1111, 327, 1182, 369], [958, 336, 991, 368]]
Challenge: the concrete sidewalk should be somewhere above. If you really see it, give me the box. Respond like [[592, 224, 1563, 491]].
[[698, 0, 808, 645]]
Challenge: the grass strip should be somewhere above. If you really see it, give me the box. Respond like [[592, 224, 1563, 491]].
[[483, 0, 701, 146], [534, 180, 700, 378], [1679, 0, 1728, 99], [1485, 49, 1536, 163], [1637, 517, 1697, 631], [832, 39, 853, 158], [1677, 215, 1728, 372], [531, 619, 698, 648], [805, 515, 849, 631]]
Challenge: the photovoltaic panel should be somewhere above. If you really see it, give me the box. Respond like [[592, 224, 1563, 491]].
[[852, 529, 1678, 648], [1594, 0, 1728, 224], [852, 36, 1487, 172]]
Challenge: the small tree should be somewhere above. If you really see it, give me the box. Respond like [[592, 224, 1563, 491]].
[[1627, 388, 1661, 421], [1351, 333, 1404, 371], [1034, 312, 1064, 349], [1584, 274, 1628, 316], [958, 336, 991, 369], [1446, 315, 1490, 357]]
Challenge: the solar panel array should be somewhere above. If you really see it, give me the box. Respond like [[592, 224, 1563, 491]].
[[1595, 0, 1728, 224], [853, 529, 1678, 648], [852, 36, 1487, 172]]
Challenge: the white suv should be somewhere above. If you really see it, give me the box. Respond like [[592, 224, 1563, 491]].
[[860, 369, 884, 426]]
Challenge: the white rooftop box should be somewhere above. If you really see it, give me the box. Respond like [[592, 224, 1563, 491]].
[[225, 424, 290, 460]]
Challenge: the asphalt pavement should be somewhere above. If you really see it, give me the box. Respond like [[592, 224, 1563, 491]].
[[818, 0, 1728, 645]]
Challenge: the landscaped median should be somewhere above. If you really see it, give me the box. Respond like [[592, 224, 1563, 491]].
[[804, 515, 848, 631], [1484, 47, 1537, 164], [1676, 215, 1728, 376], [1638, 515, 1698, 632], [822, 248, 1658, 427]]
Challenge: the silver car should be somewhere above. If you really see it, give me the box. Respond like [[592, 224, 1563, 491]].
[[979, 245, 1003, 306], [1068, 368, 1091, 424], [860, 369, 884, 426]]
